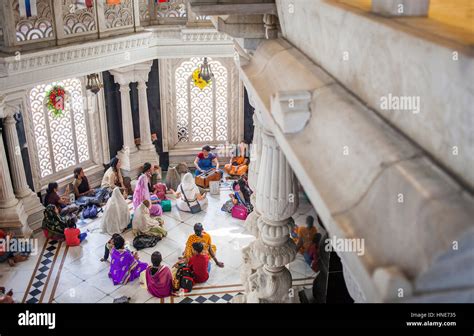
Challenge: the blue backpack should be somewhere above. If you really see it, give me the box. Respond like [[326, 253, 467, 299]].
[[82, 204, 101, 219]]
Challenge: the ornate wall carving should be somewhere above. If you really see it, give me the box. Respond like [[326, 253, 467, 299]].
[[105, 0, 133, 29], [62, 0, 97, 36], [13, 0, 54, 43]]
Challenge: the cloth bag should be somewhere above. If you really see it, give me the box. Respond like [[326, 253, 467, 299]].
[[180, 185, 201, 214]]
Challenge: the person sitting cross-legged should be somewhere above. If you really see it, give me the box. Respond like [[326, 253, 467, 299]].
[[174, 173, 208, 212], [194, 145, 222, 177], [183, 223, 224, 268], [73, 167, 108, 206], [108, 235, 148, 286], [64, 219, 87, 247], [141, 251, 173, 298], [188, 242, 210, 284], [132, 200, 167, 238]]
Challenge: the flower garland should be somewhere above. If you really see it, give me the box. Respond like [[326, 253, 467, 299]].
[[192, 68, 211, 90], [45, 85, 67, 118]]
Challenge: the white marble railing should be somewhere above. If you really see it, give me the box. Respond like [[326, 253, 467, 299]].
[[0, 0, 212, 52]]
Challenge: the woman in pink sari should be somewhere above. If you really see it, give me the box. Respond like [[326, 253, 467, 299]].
[[133, 163, 163, 216], [141, 251, 173, 298], [109, 235, 148, 286]]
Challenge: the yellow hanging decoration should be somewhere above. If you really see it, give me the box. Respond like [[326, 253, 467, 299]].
[[193, 68, 210, 90]]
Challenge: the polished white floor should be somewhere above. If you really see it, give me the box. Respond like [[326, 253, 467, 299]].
[[0, 190, 317, 303]]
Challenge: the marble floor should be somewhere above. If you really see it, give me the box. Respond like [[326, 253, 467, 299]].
[[0, 186, 318, 304]]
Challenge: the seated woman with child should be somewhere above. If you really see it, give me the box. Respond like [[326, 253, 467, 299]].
[[222, 176, 253, 214], [41, 204, 69, 240], [133, 163, 163, 217], [44, 182, 79, 216]]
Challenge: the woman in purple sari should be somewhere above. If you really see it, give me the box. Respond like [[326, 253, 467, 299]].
[[141, 251, 173, 298], [133, 163, 163, 217], [108, 235, 148, 286]]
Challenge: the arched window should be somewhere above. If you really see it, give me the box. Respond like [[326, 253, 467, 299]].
[[174, 57, 229, 144], [28, 78, 91, 179]]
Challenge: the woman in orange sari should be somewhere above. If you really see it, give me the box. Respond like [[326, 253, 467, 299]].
[[296, 215, 318, 254]]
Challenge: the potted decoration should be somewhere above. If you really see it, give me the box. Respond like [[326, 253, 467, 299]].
[[45, 85, 67, 118]]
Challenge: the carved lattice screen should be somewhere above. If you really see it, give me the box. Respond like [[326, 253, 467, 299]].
[[29, 78, 91, 178], [175, 57, 228, 144]]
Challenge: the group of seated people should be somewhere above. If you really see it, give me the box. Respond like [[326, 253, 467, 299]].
[[103, 222, 224, 298], [2, 141, 325, 303]]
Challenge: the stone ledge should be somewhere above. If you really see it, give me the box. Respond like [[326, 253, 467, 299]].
[[240, 38, 474, 302]]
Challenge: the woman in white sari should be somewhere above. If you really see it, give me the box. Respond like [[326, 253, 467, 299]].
[[132, 200, 167, 238], [100, 187, 130, 235], [175, 172, 208, 212]]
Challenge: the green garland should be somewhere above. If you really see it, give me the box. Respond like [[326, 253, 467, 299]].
[[45, 85, 66, 118]]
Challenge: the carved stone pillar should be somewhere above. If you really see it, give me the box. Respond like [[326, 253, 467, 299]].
[[119, 84, 138, 155], [0, 131, 31, 237], [245, 113, 262, 238], [1, 102, 43, 235], [137, 80, 154, 151], [3, 112, 33, 198], [109, 71, 140, 174], [111, 62, 157, 175], [240, 126, 299, 303], [137, 79, 159, 165]]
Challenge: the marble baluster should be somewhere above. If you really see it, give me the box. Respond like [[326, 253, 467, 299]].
[[243, 127, 299, 303], [245, 113, 263, 238]]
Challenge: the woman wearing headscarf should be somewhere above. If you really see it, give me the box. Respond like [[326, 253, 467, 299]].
[[108, 235, 147, 286], [100, 187, 130, 235], [41, 204, 68, 239], [175, 172, 208, 212], [132, 200, 167, 238], [140, 251, 173, 298], [133, 163, 163, 217]]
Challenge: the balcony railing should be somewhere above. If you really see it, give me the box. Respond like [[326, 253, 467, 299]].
[[0, 0, 210, 52]]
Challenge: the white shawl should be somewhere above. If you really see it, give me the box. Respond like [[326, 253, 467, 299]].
[[132, 203, 155, 233], [100, 187, 130, 235], [177, 172, 200, 202]]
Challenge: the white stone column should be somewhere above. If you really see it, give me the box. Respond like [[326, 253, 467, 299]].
[[240, 126, 299, 303], [245, 113, 262, 238], [0, 131, 31, 237], [137, 80, 154, 151], [137, 79, 159, 166], [2, 103, 44, 233], [0, 133, 18, 209], [3, 112, 33, 198], [119, 84, 138, 155], [111, 64, 155, 176]]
